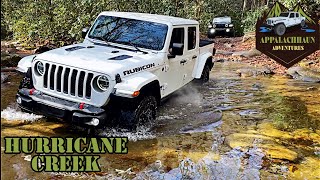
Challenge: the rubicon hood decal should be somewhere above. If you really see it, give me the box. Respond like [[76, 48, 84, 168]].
[[256, 2, 319, 68], [123, 63, 155, 76]]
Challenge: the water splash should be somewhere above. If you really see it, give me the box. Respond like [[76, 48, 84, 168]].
[[1, 107, 43, 121], [133, 147, 265, 180], [259, 27, 272, 33], [98, 126, 156, 142], [301, 28, 315, 33]]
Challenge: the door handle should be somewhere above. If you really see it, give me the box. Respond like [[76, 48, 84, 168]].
[[180, 60, 187, 64], [192, 55, 197, 59]]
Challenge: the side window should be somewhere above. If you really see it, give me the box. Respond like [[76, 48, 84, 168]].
[[188, 27, 196, 50], [170, 28, 184, 47], [296, 13, 299, 17], [290, 13, 294, 18]]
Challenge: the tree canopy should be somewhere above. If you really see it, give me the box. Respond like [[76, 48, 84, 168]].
[[1, 0, 319, 44]]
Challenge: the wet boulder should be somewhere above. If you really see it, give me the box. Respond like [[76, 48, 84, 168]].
[[216, 50, 233, 56], [287, 67, 320, 83], [1, 73, 9, 84], [232, 48, 262, 58], [1, 54, 22, 67]]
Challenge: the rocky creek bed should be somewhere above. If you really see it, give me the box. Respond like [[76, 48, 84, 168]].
[[1, 60, 319, 179]]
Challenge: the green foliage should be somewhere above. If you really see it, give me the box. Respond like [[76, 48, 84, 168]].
[[242, 6, 268, 33], [1, 0, 319, 44]]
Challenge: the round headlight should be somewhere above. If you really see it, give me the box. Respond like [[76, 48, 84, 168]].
[[213, 24, 216, 28], [229, 24, 234, 27], [225, 24, 228, 27], [36, 61, 44, 76], [97, 76, 109, 91]]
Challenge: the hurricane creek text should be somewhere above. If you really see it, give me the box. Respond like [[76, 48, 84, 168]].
[[4, 137, 128, 172]]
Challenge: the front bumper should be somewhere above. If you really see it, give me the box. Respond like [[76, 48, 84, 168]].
[[208, 28, 234, 37], [16, 88, 107, 127]]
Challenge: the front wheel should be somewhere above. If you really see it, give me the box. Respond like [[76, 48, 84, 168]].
[[274, 24, 286, 36], [200, 64, 211, 82], [301, 20, 306, 27], [207, 29, 216, 39], [119, 96, 157, 130]]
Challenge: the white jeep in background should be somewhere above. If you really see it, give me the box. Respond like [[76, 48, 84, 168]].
[[16, 12, 215, 129], [266, 11, 306, 36]]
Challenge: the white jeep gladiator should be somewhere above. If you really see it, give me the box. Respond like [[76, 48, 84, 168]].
[[16, 12, 215, 129], [266, 11, 306, 36]]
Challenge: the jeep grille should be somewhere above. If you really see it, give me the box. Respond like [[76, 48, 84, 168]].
[[43, 63, 94, 99], [215, 24, 226, 28], [267, 20, 272, 25]]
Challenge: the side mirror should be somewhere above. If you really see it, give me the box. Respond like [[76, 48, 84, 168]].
[[82, 27, 89, 39], [168, 43, 184, 58]]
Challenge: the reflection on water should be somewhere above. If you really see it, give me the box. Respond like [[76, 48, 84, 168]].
[[1, 62, 320, 179]]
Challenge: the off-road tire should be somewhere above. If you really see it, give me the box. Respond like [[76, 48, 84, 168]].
[[274, 24, 286, 36], [200, 64, 211, 82], [119, 96, 157, 130], [207, 30, 216, 39], [301, 20, 305, 28]]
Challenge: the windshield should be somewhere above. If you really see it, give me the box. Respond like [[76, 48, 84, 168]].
[[213, 17, 231, 24], [279, 13, 289, 17], [88, 15, 168, 51]]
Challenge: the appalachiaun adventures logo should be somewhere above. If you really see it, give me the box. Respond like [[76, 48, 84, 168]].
[[256, 2, 319, 68]]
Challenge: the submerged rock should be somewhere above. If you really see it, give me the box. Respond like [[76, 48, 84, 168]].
[[236, 67, 274, 77], [287, 66, 320, 83], [288, 157, 320, 179], [225, 133, 298, 161]]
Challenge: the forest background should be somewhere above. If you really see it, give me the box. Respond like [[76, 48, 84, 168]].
[[1, 0, 319, 46]]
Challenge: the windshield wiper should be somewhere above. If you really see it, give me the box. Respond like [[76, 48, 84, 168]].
[[114, 40, 148, 54], [127, 41, 148, 54]]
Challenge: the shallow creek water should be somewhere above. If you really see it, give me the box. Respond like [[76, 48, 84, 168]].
[[1, 62, 319, 179]]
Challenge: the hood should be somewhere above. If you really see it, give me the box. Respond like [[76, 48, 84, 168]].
[[267, 17, 286, 21], [35, 43, 163, 79]]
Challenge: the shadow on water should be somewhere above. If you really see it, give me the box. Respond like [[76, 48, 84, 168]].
[[262, 93, 319, 132]]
